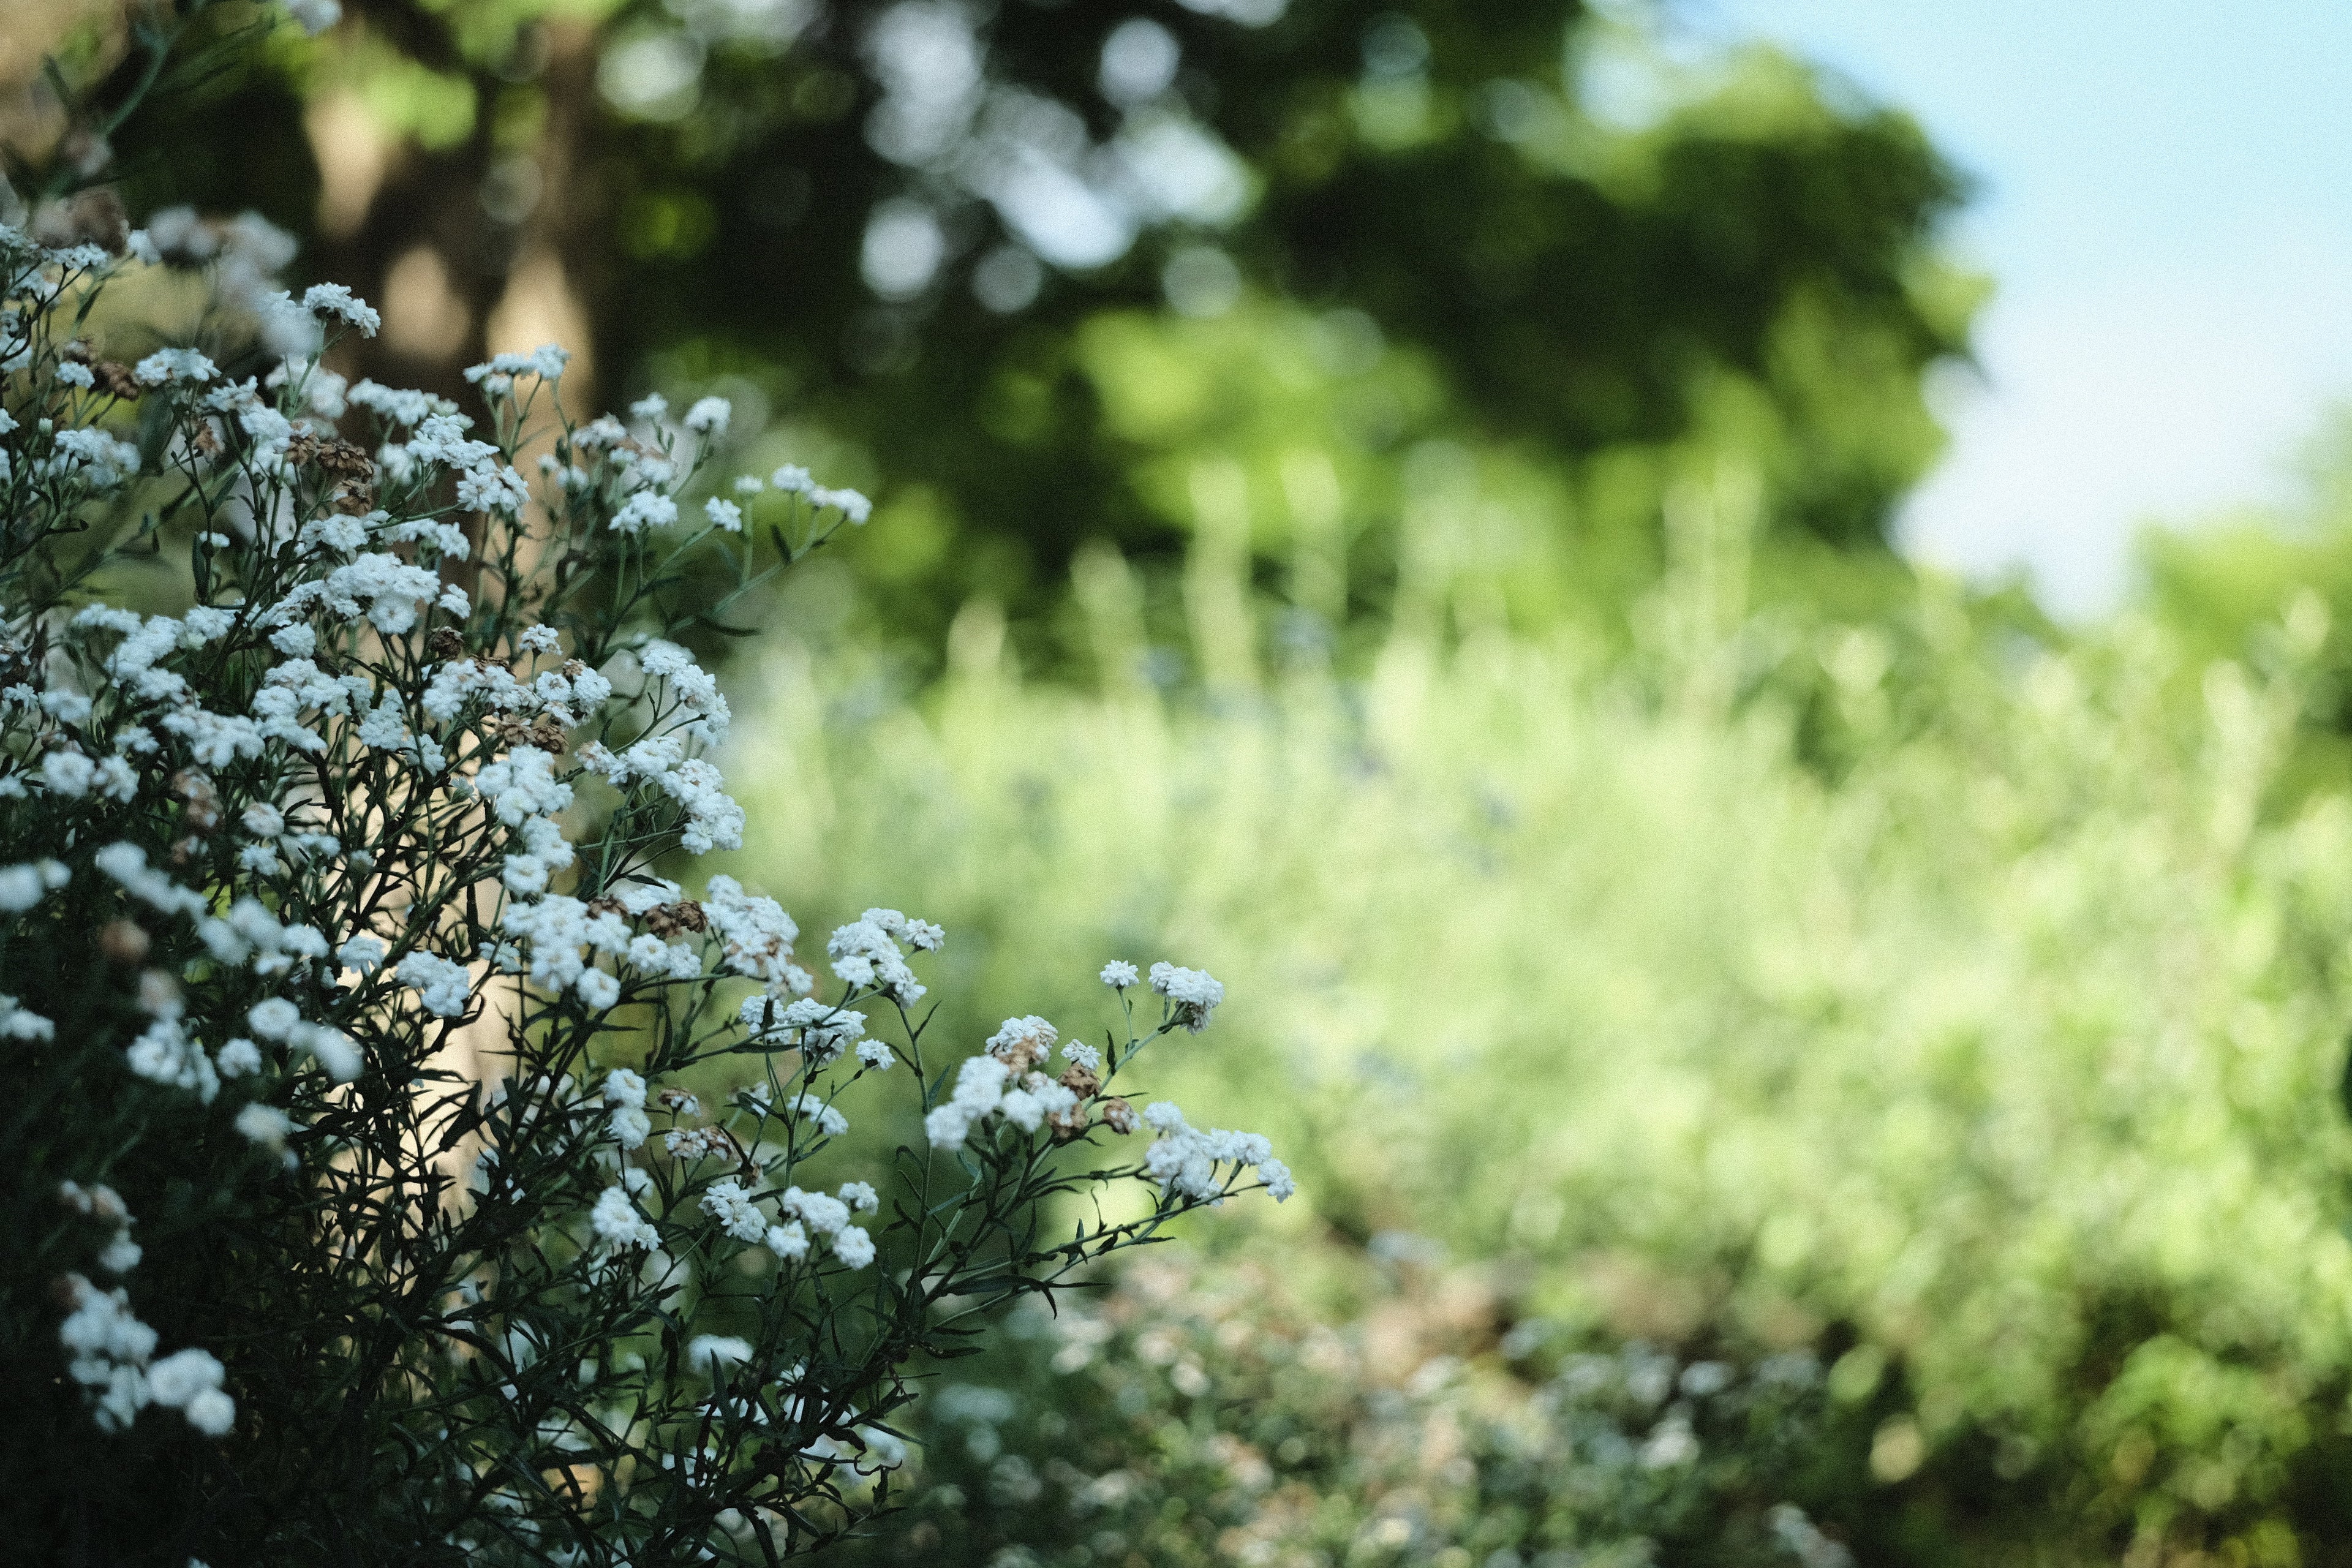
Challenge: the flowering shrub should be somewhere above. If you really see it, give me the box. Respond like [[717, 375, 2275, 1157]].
[[0, 219, 1286, 1562]]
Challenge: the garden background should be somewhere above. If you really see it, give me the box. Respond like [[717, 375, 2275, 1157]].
[[16, 0, 2352, 1561]]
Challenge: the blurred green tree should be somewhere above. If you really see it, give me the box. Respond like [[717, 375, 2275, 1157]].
[[31, 0, 1978, 653], [2139, 404, 2352, 794]]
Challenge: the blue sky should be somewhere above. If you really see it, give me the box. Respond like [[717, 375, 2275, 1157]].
[[1690, 1, 2352, 616]]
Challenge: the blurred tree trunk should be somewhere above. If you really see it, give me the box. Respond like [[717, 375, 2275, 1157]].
[[311, 7, 603, 410]]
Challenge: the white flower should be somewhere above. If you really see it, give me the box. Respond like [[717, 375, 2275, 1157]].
[[181, 1387, 235, 1436], [831, 1227, 876, 1268], [247, 998, 301, 1041], [40, 748, 95, 797], [827, 917, 924, 1004], [1148, 961, 1224, 1031], [475, 746, 573, 826], [1137, 1100, 1287, 1203], [687, 1335, 753, 1374], [337, 933, 386, 976], [684, 396, 731, 435], [134, 347, 218, 386], [1061, 1041, 1103, 1072], [235, 1101, 294, 1151], [592, 1185, 659, 1250], [0, 858, 66, 912], [575, 968, 621, 1009], [216, 1039, 262, 1077], [778, 1186, 850, 1237], [0, 864, 48, 919], [301, 282, 379, 334], [838, 1181, 879, 1214], [147, 1347, 231, 1426], [701, 1178, 767, 1243], [701, 876, 803, 990], [704, 497, 743, 532], [922, 1054, 1013, 1150], [396, 952, 472, 1017], [741, 995, 867, 1063], [987, 1014, 1057, 1065], [637, 641, 731, 742], [766, 1221, 810, 1260], [300, 1025, 363, 1082], [1099, 960, 1139, 989], [0, 993, 57, 1041], [812, 486, 872, 524], [320, 552, 440, 634], [1000, 1077, 1077, 1133]]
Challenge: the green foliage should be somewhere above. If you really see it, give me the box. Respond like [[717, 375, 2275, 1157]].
[[81, 0, 1975, 653], [821, 1248, 1875, 1568], [732, 559, 2352, 1563], [2141, 405, 2352, 799]]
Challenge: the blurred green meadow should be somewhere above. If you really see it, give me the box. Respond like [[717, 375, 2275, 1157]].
[[23, 0, 2352, 1559], [733, 529, 2352, 1563]]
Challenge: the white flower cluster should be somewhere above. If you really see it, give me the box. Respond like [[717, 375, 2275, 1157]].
[[737, 996, 869, 1065], [500, 871, 785, 1013], [462, 343, 570, 394], [915, 965, 1284, 1208], [197, 897, 330, 978], [580, 732, 744, 854], [396, 952, 473, 1018], [698, 1178, 878, 1268], [826, 908, 937, 1005], [58, 1273, 234, 1436], [477, 748, 579, 895], [591, 1170, 660, 1251], [638, 641, 731, 745], [423, 648, 612, 735], [0, 991, 56, 1041], [74, 836, 353, 1099], [703, 876, 810, 993], [604, 1068, 653, 1150], [0, 857, 69, 911], [246, 997, 361, 1082], [922, 1042, 1081, 1150], [1150, 961, 1225, 1031], [1140, 1101, 1293, 1204], [59, 1180, 142, 1274], [766, 463, 873, 524]]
